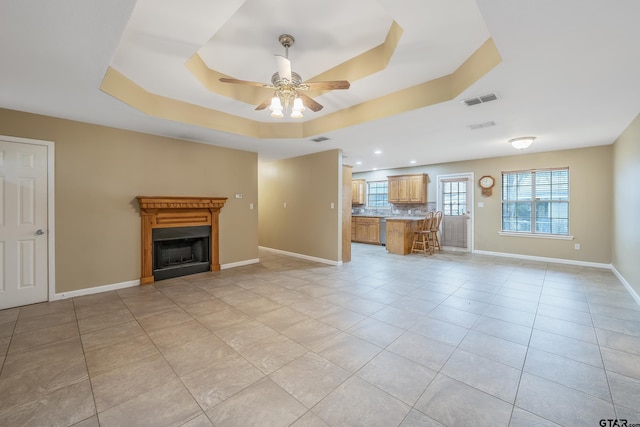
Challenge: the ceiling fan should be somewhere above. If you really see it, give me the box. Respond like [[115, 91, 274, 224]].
[[219, 34, 350, 118]]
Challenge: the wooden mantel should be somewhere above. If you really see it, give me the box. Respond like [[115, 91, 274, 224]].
[[136, 196, 227, 285]]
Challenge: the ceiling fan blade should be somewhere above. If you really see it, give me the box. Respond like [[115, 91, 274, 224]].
[[255, 96, 272, 111], [305, 80, 351, 90], [219, 77, 269, 88], [275, 55, 292, 82], [298, 93, 323, 112]]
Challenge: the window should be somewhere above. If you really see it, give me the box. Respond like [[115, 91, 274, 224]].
[[502, 168, 569, 235], [442, 179, 468, 215], [367, 181, 389, 208]]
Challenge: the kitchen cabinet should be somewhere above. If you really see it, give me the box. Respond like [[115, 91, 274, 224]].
[[352, 179, 365, 205], [352, 216, 381, 245], [388, 174, 427, 203], [386, 217, 421, 255]]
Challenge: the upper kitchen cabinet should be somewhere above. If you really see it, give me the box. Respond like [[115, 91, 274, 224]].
[[352, 179, 366, 205], [388, 174, 427, 203]]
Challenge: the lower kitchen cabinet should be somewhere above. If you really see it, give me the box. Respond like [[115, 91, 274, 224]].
[[352, 216, 381, 245]]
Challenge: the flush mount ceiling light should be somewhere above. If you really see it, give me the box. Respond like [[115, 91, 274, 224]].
[[509, 136, 536, 150], [219, 34, 350, 119]]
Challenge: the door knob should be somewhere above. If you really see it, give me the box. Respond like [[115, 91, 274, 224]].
[[35, 229, 45, 236]]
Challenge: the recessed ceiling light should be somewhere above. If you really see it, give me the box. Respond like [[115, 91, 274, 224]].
[[374, 150, 382, 155], [356, 161, 362, 165], [410, 160, 416, 164], [372, 167, 378, 171]]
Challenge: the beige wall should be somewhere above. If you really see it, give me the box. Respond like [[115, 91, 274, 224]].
[[355, 145, 613, 264], [612, 113, 640, 296], [258, 149, 341, 262], [0, 108, 258, 293]]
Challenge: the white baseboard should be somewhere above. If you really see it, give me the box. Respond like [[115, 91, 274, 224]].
[[473, 249, 612, 269], [52, 279, 140, 300], [611, 265, 640, 307], [259, 246, 342, 266], [221, 258, 260, 270]]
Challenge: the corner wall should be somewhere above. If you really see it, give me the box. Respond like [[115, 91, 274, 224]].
[[612, 113, 640, 297], [0, 108, 258, 293], [258, 149, 341, 262]]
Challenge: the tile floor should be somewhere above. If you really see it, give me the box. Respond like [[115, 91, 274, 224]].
[[1, 244, 640, 426]]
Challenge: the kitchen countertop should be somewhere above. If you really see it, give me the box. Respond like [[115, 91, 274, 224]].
[[352, 214, 425, 220]]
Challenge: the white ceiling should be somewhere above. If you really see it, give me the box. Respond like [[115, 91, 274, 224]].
[[1, 0, 639, 172]]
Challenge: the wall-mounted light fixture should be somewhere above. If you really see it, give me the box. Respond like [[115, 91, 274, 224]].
[[509, 136, 536, 150]]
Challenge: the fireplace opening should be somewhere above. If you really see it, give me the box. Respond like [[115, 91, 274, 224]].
[[152, 226, 210, 281]]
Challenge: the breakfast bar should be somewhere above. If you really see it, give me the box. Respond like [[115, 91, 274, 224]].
[[385, 217, 423, 255]]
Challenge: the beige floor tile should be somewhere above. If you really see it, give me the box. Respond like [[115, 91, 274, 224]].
[[290, 411, 330, 427], [399, 409, 445, 427], [515, 372, 615, 426], [509, 407, 562, 426], [0, 379, 95, 427], [370, 306, 425, 329], [238, 333, 308, 374], [410, 316, 469, 346], [255, 306, 309, 331], [147, 318, 212, 353], [316, 332, 381, 373], [8, 321, 79, 354], [313, 376, 410, 427], [79, 320, 145, 352], [2, 336, 85, 378], [90, 353, 178, 412], [84, 334, 159, 377], [347, 317, 404, 347], [74, 298, 127, 320], [357, 350, 436, 405], [181, 412, 214, 427], [13, 310, 77, 334], [601, 347, 640, 379], [524, 348, 611, 401], [281, 318, 340, 350], [122, 295, 179, 319], [161, 333, 236, 376], [387, 331, 455, 371], [472, 316, 532, 345], [416, 374, 513, 427], [270, 352, 350, 408], [529, 329, 603, 367], [0, 308, 20, 324], [459, 330, 528, 369], [181, 354, 264, 410], [98, 377, 201, 427], [197, 306, 251, 332], [180, 298, 230, 318], [71, 414, 100, 427], [17, 299, 74, 320], [206, 377, 306, 427], [215, 319, 277, 350], [76, 308, 135, 335], [441, 349, 521, 403], [135, 306, 193, 333], [0, 354, 88, 410]]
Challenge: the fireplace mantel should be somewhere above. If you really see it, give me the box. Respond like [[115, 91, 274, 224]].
[[136, 196, 227, 285]]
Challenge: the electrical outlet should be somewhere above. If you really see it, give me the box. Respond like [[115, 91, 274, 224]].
[[574, 243, 581, 250], [330, 202, 335, 209], [249, 203, 254, 210], [283, 202, 287, 208], [235, 193, 243, 199]]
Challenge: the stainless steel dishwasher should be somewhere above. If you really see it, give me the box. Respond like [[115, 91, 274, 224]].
[[380, 218, 386, 245]]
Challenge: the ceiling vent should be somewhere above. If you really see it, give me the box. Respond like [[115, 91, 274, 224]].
[[461, 93, 498, 107], [467, 121, 496, 130], [311, 136, 330, 143]]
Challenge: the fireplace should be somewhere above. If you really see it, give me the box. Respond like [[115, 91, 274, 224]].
[[152, 226, 210, 281], [137, 196, 227, 285]]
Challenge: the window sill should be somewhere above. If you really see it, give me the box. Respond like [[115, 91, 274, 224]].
[[498, 232, 574, 241]]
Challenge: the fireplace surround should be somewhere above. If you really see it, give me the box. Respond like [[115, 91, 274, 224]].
[[136, 196, 227, 284]]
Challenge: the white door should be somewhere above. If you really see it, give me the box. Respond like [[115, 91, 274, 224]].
[[0, 139, 49, 309], [439, 175, 472, 251]]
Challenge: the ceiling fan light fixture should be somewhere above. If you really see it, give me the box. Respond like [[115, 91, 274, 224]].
[[509, 136, 535, 149]]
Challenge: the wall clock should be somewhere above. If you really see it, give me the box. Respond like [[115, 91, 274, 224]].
[[479, 175, 495, 197]]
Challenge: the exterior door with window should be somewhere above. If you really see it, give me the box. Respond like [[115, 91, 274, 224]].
[[440, 177, 471, 249], [0, 138, 50, 309]]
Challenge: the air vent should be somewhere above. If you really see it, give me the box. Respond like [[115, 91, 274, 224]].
[[467, 121, 496, 130], [310, 136, 330, 143], [461, 93, 498, 107]]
